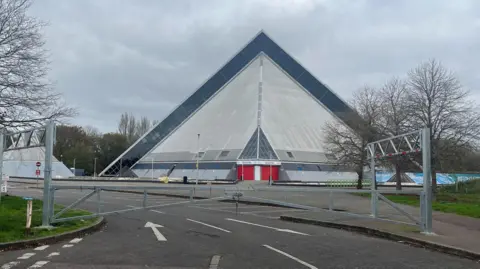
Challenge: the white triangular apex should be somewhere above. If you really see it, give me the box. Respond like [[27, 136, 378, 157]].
[[142, 56, 262, 161], [144, 221, 163, 228], [261, 56, 338, 153]]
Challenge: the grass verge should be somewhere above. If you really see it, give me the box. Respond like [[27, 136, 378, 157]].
[[354, 182, 480, 218], [0, 195, 97, 243]]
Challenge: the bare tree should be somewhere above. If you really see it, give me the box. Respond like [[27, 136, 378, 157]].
[[0, 0, 75, 129], [376, 78, 410, 190], [406, 59, 480, 193], [118, 112, 137, 143], [118, 112, 158, 144], [136, 116, 151, 138], [323, 86, 381, 189]]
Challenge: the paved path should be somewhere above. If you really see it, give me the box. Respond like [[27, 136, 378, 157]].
[[0, 184, 479, 268]]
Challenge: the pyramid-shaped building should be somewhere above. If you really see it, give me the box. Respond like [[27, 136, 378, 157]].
[[99, 31, 360, 182]]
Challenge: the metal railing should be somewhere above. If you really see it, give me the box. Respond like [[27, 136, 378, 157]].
[[46, 183, 428, 233]]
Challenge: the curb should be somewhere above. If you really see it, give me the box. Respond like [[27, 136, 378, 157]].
[[280, 215, 480, 261], [0, 217, 106, 252]]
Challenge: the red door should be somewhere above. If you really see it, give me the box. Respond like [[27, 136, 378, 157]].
[[237, 165, 255, 180], [261, 166, 279, 181]]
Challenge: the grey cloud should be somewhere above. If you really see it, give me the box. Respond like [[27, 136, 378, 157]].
[[28, 0, 480, 132]]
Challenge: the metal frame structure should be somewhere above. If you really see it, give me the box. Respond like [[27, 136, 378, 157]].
[[49, 185, 226, 223], [47, 183, 426, 232], [366, 127, 433, 234], [0, 121, 56, 228]]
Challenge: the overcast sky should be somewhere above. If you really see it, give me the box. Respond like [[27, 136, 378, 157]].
[[29, 0, 480, 133]]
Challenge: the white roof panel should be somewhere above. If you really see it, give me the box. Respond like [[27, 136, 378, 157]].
[[261, 56, 338, 152], [145, 56, 261, 158]]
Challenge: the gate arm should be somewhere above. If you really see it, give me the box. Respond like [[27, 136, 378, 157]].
[[377, 193, 420, 224], [53, 189, 97, 219]]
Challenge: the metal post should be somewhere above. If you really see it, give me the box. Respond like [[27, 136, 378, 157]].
[[241, 163, 244, 181], [143, 190, 147, 208], [94, 157, 97, 178], [119, 158, 122, 177], [0, 130, 4, 204], [422, 127, 433, 234], [269, 153, 272, 185], [370, 143, 378, 218], [73, 158, 76, 175], [151, 158, 154, 180], [41, 121, 55, 227], [420, 191, 426, 232], [196, 134, 200, 185], [96, 188, 101, 214], [189, 189, 193, 203], [49, 187, 55, 219]]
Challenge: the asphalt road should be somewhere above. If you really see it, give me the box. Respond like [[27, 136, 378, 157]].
[[1, 184, 479, 269]]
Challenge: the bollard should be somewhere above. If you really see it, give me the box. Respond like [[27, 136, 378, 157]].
[[23, 197, 33, 235]]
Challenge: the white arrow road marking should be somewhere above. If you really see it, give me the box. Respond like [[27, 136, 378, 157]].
[[263, 245, 318, 269], [27, 261, 49, 268], [17, 253, 35, 260], [187, 219, 231, 233], [62, 244, 73, 248], [1, 261, 20, 269], [225, 218, 309, 236], [145, 222, 167, 241]]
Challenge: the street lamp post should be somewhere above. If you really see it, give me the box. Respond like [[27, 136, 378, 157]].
[[73, 158, 76, 176], [269, 153, 272, 185], [94, 157, 97, 178], [151, 157, 154, 180], [196, 134, 200, 185]]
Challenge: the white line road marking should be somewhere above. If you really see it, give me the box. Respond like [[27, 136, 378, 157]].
[[150, 210, 165, 214], [226, 218, 309, 235], [202, 205, 267, 210], [70, 238, 83, 243], [144, 222, 167, 241], [126, 205, 139, 208], [62, 244, 73, 248], [241, 208, 305, 214], [1, 261, 20, 269], [190, 206, 234, 214], [187, 219, 231, 233], [263, 245, 318, 269], [27, 261, 49, 268], [34, 245, 49, 251], [17, 253, 35, 259], [209, 255, 221, 269], [47, 252, 60, 258]]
